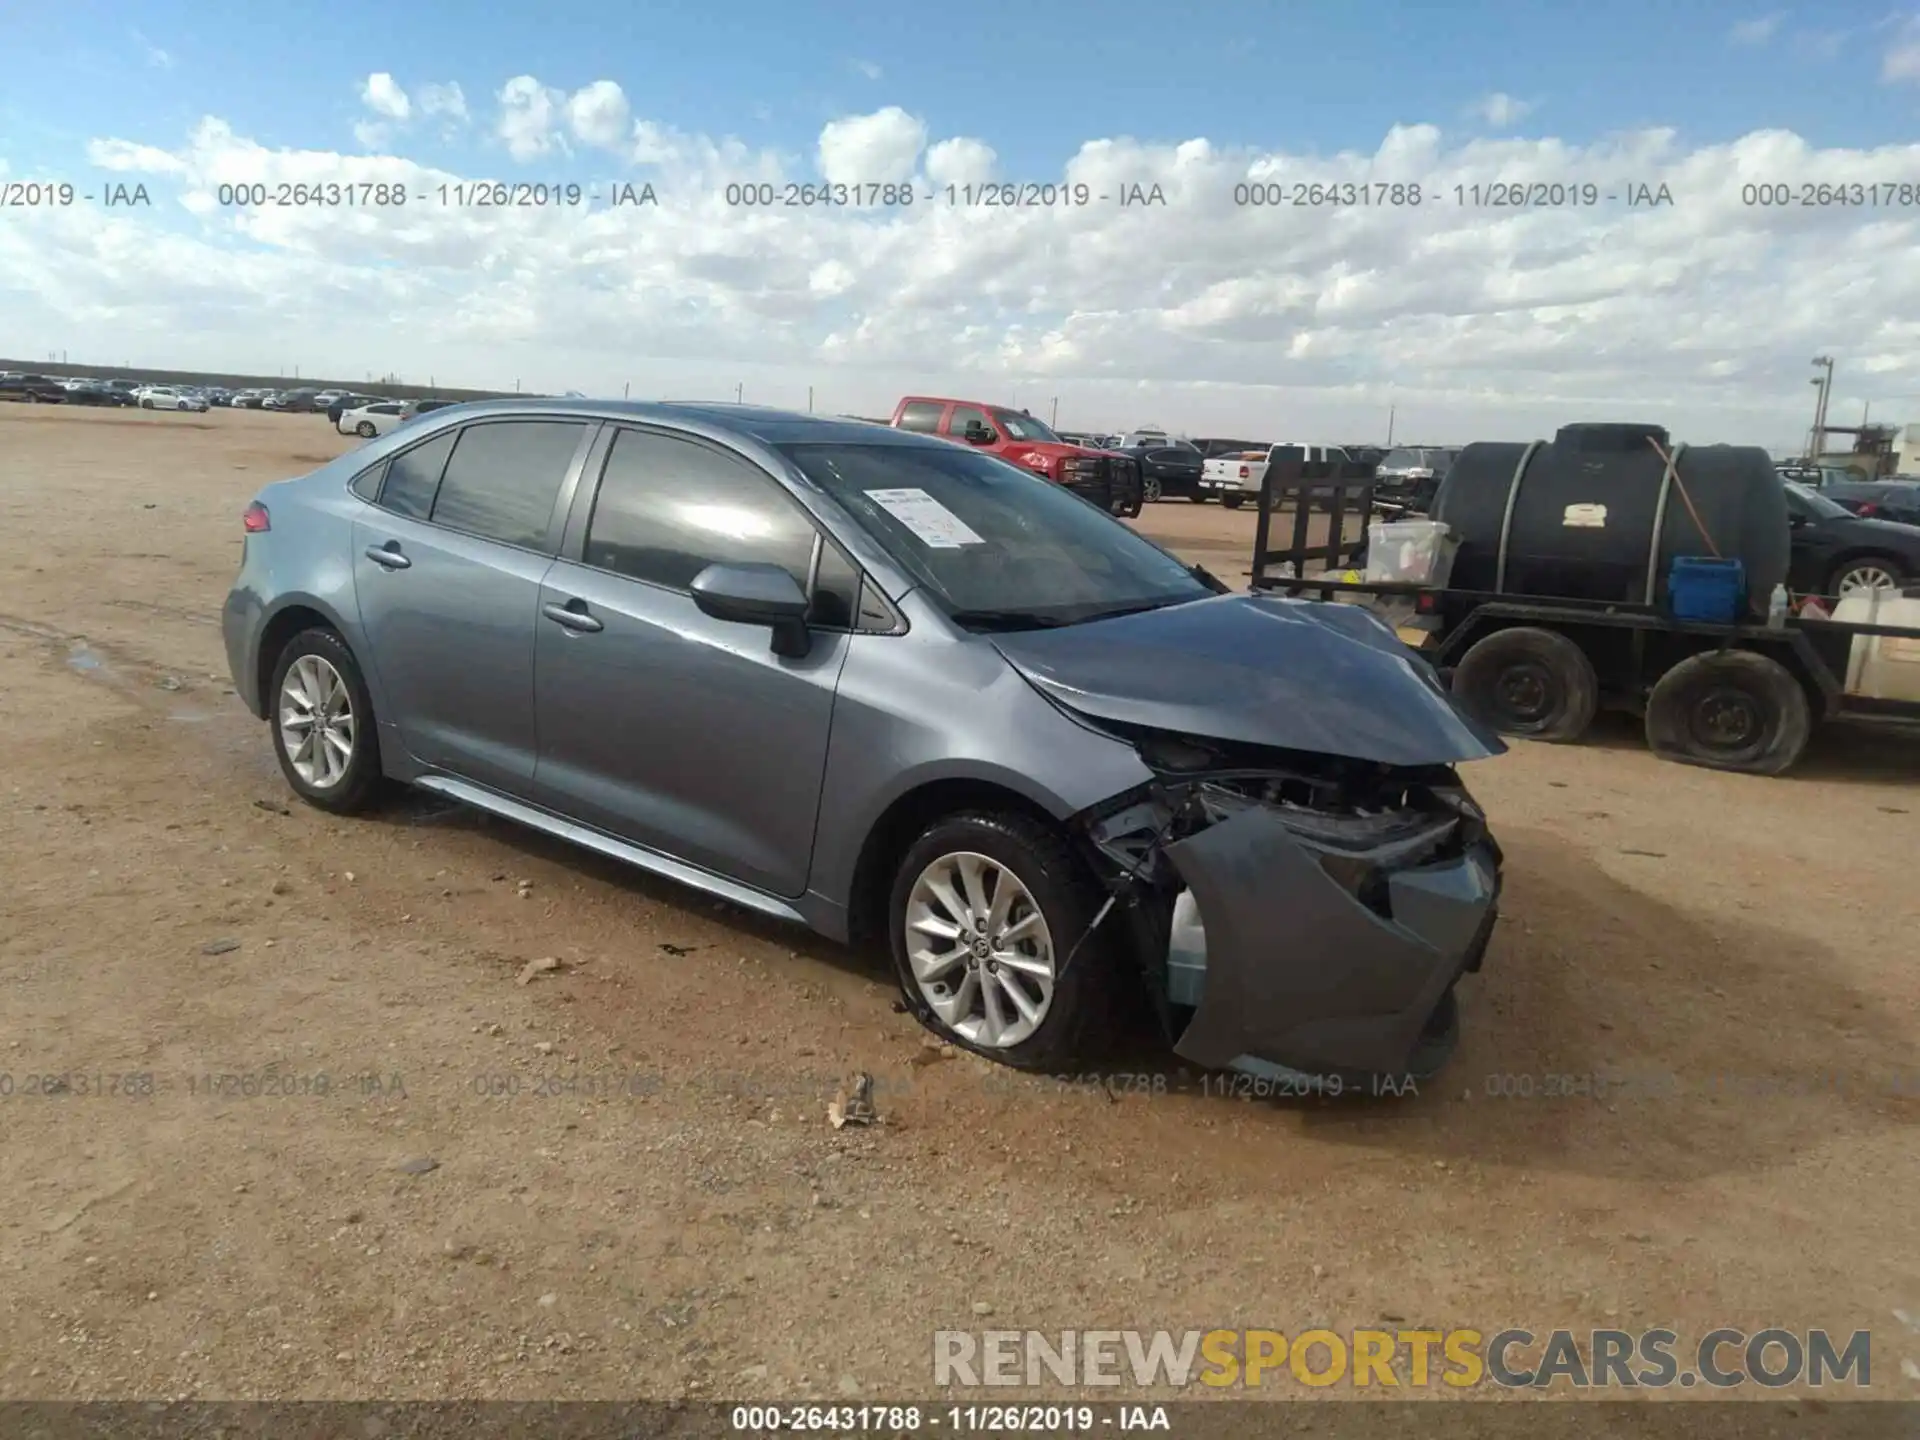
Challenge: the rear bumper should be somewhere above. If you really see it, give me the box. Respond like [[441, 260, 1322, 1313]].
[[1165, 806, 1501, 1082]]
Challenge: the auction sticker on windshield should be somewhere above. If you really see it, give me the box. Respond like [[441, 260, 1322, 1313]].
[[864, 488, 985, 548]]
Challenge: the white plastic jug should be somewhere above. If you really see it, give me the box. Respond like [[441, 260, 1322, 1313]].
[[1832, 589, 1920, 701]]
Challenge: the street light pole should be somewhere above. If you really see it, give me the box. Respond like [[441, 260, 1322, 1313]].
[[1809, 355, 1834, 460]]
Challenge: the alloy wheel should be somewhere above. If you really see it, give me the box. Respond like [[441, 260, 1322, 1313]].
[[1142, 476, 1162, 503], [1836, 563, 1899, 596], [903, 851, 1056, 1049], [278, 654, 356, 789]]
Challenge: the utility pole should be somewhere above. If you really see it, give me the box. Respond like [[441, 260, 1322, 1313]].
[[1809, 355, 1834, 460], [1386, 404, 1396, 446], [1050, 397, 1059, 428], [624, 381, 631, 399], [736, 382, 743, 403], [808, 385, 814, 413]]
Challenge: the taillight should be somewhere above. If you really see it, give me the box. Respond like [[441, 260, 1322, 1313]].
[[1856, 503, 1879, 515], [242, 501, 270, 533], [1415, 591, 1439, 614], [1238, 465, 1251, 478]]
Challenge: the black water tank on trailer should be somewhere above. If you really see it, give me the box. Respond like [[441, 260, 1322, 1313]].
[[1429, 423, 1788, 616]]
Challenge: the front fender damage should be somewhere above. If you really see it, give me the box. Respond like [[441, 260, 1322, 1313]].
[[1074, 732, 1502, 1082]]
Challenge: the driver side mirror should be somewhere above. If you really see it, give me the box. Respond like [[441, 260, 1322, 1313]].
[[962, 423, 995, 444], [689, 562, 812, 658], [1787, 512, 1807, 529]]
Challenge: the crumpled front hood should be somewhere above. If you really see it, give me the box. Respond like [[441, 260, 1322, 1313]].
[[991, 593, 1505, 767]]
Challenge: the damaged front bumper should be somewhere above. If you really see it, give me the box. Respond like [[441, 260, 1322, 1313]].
[[1086, 756, 1502, 1083]]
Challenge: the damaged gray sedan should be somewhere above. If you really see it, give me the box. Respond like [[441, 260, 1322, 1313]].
[[222, 399, 1505, 1083]]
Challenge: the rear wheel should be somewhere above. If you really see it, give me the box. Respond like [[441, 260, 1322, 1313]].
[[268, 629, 387, 814], [1222, 495, 1246, 510], [887, 812, 1120, 1070], [1644, 650, 1811, 775], [1451, 627, 1599, 742], [1187, 492, 1210, 504], [356, 420, 377, 438]]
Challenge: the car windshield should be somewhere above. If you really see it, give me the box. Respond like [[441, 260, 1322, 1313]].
[[1381, 449, 1425, 469], [779, 442, 1211, 627], [1785, 481, 1850, 519], [992, 410, 1061, 444]]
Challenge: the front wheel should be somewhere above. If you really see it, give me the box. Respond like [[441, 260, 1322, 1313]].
[[1141, 475, 1162, 504], [887, 812, 1120, 1070], [1644, 650, 1811, 775], [1451, 626, 1599, 742], [267, 628, 387, 813]]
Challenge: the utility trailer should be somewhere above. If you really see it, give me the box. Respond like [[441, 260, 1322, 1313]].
[[1246, 452, 1920, 777]]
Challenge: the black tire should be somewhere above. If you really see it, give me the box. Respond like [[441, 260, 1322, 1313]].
[[1825, 555, 1905, 598], [1451, 627, 1599, 742], [1644, 649, 1811, 775], [266, 628, 388, 814], [887, 811, 1122, 1071], [1141, 475, 1163, 504], [1186, 492, 1210, 504], [356, 420, 377, 438], [1221, 494, 1246, 510]]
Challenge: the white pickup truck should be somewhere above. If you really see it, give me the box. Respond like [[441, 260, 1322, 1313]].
[[1199, 444, 1353, 508]]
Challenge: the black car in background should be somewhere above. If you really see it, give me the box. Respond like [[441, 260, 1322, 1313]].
[[65, 382, 135, 406], [1783, 480, 1920, 597], [1374, 446, 1458, 510], [0, 374, 69, 402], [1819, 480, 1920, 527], [1195, 436, 1270, 460], [1113, 436, 1208, 503]]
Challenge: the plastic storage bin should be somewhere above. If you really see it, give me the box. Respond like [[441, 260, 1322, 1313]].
[[1834, 587, 1920, 701], [1364, 520, 1459, 586], [1667, 556, 1747, 623]]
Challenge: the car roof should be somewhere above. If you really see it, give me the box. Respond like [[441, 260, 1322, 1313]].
[[402, 397, 960, 449]]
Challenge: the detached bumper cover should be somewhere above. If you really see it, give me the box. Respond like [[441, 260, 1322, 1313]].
[[1165, 804, 1500, 1079]]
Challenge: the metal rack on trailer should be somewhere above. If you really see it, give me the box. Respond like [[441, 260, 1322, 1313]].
[[1245, 450, 1920, 777]]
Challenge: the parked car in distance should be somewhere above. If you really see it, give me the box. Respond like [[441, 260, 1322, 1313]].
[[1783, 480, 1920, 597], [1113, 436, 1208, 503], [137, 386, 210, 412], [0, 374, 70, 402], [1373, 446, 1458, 510], [1818, 480, 1920, 526], [325, 394, 381, 426], [398, 398, 458, 423], [232, 389, 274, 409], [339, 401, 406, 438], [890, 395, 1137, 515], [223, 398, 1505, 1082], [1200, 443, 1356, 509], [66, 382, 135, 407]]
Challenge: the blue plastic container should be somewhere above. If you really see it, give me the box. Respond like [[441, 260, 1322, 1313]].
[[1668, 556, 1747, 623]]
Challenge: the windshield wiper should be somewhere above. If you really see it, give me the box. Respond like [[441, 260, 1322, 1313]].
[[946, 608, 1073, 631]]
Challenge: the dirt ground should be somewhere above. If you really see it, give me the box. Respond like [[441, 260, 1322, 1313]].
[[1, 405, 1916, 1403]]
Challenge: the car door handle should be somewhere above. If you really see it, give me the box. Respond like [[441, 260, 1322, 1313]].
[[542, 600, 603, 633], [363, 543, 411, 570]]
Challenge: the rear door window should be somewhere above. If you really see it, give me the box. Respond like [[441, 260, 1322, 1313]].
[[429, 420, 588, 550], [378, 429, 460, 519], [896, 401, 944, 433], [949, 405, 994, 439]]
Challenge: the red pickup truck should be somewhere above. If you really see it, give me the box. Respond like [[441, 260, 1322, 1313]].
[[888, 396, 1142, 516]]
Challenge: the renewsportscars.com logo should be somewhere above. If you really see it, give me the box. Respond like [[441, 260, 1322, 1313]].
[[932, 1328, 1872, 1390]]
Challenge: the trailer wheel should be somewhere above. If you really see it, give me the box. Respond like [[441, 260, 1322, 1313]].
[[1451, 627, 1599, 742], [1644, 650, 1811, 776]]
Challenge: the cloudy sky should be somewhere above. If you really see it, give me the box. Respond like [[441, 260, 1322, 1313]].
[[2, 0, 1918, 447]]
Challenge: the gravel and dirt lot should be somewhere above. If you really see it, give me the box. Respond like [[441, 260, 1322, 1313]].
[[1, 405, 1916, 1402]]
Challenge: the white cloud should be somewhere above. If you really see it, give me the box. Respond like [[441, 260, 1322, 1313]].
[[418, 82, 469, 122], [567, 80, 632, 149], [818, 106, 925, 185], [926, 137, 996, 187], [1729, 13, 1783, 45], [1472, 93, 1534, 128], [497, 75, 567, 160], [1885, 17, 1920, 81], [852, 59, 883, 80], [12, 110, 1920, 448], [361, 73, 412, 121], [147, 45, 173, 69]]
